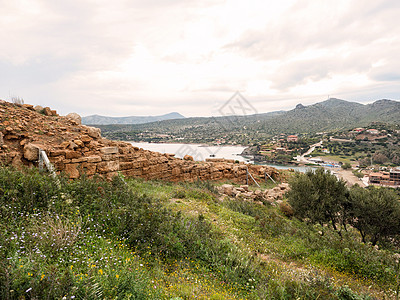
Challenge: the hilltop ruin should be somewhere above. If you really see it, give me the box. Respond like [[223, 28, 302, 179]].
[[0, 100, 279, 184]]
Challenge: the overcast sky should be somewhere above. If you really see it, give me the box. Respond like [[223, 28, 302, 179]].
[[1, 0, 399, 117]]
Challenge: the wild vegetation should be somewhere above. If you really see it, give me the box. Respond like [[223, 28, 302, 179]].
[[1, 166, 400, 299], [288, 168, 400, 245]]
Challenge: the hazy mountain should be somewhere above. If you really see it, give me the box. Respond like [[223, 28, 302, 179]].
[[82, 112, 185, 125]]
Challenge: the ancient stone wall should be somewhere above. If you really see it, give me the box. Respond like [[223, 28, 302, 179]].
[[0, 100, 280, 184]]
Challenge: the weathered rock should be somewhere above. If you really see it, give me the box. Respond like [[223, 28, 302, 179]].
[[34, 105, 43, 113], [23, 143, 40, 161], [12, 152, 23, 168], [240, 185, 249, 192], [22, 104, 34, 110], [65, 151, 81, 159], [86, 126, 101, 139], [74, 139, 84, 147], [80, 134, 92, 143], [66, 113, 82, 125], [0, 132, 3, 146], [50, 150, 66, 157], [68, 141, 78, 150], [97, 161, 119, 173], [43, 107, 53, 116], [100, 147, 118, 154], [65, 164, 80, 179], [221, 184, 234, 196], [87, 155, 102, 163], [184, 154, 194, 161]]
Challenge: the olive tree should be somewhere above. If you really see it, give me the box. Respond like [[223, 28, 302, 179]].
[[287, 168, 349, 235], [349, 185, 400, 245]]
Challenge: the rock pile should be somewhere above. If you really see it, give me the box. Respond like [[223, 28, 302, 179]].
[[217, 183, 290, 205], [0, 100, 281, 184]]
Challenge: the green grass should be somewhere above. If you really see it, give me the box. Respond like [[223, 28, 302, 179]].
[[1, 166, 398, 299], [312, 151, 355, 164]]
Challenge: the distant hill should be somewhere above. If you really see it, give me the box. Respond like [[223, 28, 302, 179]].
[[82, 112, 185, 125], [95, 98, 400, 144], [251, 98, 400, 134]]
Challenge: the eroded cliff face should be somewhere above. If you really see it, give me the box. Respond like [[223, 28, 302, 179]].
[[0, 100, 280, 183]]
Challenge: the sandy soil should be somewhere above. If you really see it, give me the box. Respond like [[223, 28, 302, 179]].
[[334, 168, 366, 187]]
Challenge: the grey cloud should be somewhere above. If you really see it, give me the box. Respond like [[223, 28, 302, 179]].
[[225, 0, 399, 61]]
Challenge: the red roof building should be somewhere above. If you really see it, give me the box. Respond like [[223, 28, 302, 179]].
[[287, 135, 298, 142]]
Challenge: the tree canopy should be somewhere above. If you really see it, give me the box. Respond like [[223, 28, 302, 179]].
[[288, 168, 400, 245]]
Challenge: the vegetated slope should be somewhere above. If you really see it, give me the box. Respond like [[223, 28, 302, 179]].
[[1, 167, 397, 299], [96, 111, 284, 144], [82, 112, 185, 125], [251, 98, 400, 135], [97, 98, 400, 143]]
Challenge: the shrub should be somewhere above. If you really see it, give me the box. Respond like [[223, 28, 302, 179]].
[[287, 168, 348, 234], [348, 186, 400, 245]]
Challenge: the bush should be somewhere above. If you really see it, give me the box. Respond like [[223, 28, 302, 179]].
[[342, 162, 352, 170], [287, 168, 348, 234], [349, 186, 400, 245]]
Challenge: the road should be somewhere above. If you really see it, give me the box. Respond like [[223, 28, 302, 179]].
[[294, 140, 322, 164], [295, 140, 366, 187]]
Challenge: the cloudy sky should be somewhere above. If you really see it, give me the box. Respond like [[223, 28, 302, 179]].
[[1, 0, 399, 117]]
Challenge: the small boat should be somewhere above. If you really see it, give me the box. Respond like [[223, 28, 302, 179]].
[[210, 154, 215, 157]]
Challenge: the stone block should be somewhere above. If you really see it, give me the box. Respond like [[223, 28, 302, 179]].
[[120, 162, 134, 170], [97, 161, 119, 173], [23, 143, 40, 161], [86, 155, 102, 163], [49, 150, 66, 157], [65, 164, 80, 179], [100, 147, 118, 154], [65, 151, 81, 159], [81, 162, 97, 176], [71, 157, 88, 163]]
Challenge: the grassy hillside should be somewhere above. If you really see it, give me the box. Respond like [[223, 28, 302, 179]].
[[96, 98, 400, 144], [1, 167, 399, 299]]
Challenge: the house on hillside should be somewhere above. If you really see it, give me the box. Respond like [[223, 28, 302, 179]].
[[369, 168, 400, 187], [390, 168, 400, 185], [287, 135, 298, 142], [367, 129, 379, 135]]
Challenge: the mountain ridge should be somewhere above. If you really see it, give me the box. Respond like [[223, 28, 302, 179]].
[[94, 98, 400, 144], [82, 111, 185, 125]]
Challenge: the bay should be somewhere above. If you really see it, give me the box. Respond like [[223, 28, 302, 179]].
[[130, 142, 251, 162], [129, 142, 315, 173]]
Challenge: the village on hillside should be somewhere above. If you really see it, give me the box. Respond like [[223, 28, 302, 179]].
[[249, 124, 400, 188]]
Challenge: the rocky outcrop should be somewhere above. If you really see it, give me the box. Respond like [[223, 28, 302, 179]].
[[66, 113, 82, 125], [217, 182, 290, 205], [0, 100, 281, 184]]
